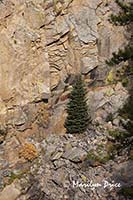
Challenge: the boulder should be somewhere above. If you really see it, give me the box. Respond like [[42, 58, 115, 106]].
[[63, 147, 87, 162], [81, 57, 98, 74], [0, 183, 21, 200]]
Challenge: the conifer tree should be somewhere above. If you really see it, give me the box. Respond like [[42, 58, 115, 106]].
[[106, 0, 133, 155], [64, 74, 91, 134], [106, 0, 133, 68], [110, 0, 133, 26]]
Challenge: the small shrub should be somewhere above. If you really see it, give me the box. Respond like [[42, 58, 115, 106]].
[[8, 172, 22, 184], [87, 147, 111, 165], [19, 143, 38, 161], [106, 113, 113, 122], [120, 187, 133, 198], [108, 128, 132, 154], [119, 96, 133, 135], [119, 96, 133, 121], [129, 148, 133, 160], [108, 129, 129, 141], [122, 77, 129, 87], [105, 141, 117, 158]]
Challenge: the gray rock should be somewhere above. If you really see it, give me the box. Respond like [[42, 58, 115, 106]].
[[62, 147, 87, 162], [113, 118, 120, 126], [56, 16, 69, 36], [53, 159, 66, 169], [0, 183, 21, 200], [45, 145, 57, 159], [67, 5, 100, 43], [51, 151, 63, 161], [111, 160, 133, 187], [81, 57, 98, 74], [52, 168, 68, 186]]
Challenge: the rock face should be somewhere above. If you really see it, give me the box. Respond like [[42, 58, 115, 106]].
[[0, 133, 131, 200], [0, 1, 130, 199], [0, 0, 127, 124], [62, 147, 87, 162], [0, 182, 21, 200], [0, 1, 50, 107], [87, 82, 128, 121]]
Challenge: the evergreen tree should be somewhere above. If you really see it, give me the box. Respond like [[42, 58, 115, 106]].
[[110, 0, 133, 26], [106, 0, 133, 68], [106, 1, 133, 159], [106, 45, 133, 67], [64, 74, 91, 134]]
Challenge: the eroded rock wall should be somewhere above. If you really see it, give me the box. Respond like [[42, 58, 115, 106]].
[[0, 0, 127, 123], [0, 0, 129, 166], [0, 0, 131, 197]]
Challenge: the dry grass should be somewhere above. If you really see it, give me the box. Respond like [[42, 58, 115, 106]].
[[19, 143, 38, 161]]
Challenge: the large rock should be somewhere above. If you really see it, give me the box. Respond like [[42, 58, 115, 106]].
[[0, 183, 21, 200], [68, 0, 100, 43], [81, 56, 98, 74], [0, 1, 50, 111], [87, 83, 128, 120], [63, 147, 87, 162]]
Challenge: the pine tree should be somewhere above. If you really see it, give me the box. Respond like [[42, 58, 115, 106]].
[[106, 1, 133, 156], [106, 45, 133, 67], [110, 0, 133, 26], [64, 74, 91, 134], [106, 0, 133, 68]]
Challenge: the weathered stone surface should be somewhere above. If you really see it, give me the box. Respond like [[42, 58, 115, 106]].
[[0, 0, 128, 134], [81, 56, 98, 74], [0, 182, 21, 200], [56, 16, 69, 36], [63, 147, 87, 162], [0, 1, 50, 112], [4, 136, 20, 167], [87, 83, 128, 120], [52, 168, 67, 186], [69, 0, 100, 43], [6, 131, 130, 200], [0, 1, 130, 199], [51, 151, 63, 161], [49, 105, 67, 135], [50, 71, 60, 90]]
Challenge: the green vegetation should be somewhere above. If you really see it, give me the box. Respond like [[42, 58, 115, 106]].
[[106, 0, 133, 78], [108, 128, 132, 149], [121, 77, 129, 87], [119, 96, 133, 121], [87, 151, 111, 164], [106, 45, 133, 67], [129, 148, 133, 160], [120, 187, 133, 198], [110, 0, 133, 26], [64, 74, 91, 134], [119, 95, 133, 135], [108, 129, 130, 141], [8, 171, 27, 185], [106, 113, 113, 122], [106, 0, 133, 158], [87, 144, 112, 165]]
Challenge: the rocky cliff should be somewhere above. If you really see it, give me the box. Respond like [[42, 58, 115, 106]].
[[0, 1, 132, 200], [0, 0, 127, 132]]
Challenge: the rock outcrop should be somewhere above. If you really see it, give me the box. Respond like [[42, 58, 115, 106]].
[[0, 0, 127, 127], [0, 0, 131, 199], [0, 132, 132, 200]]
